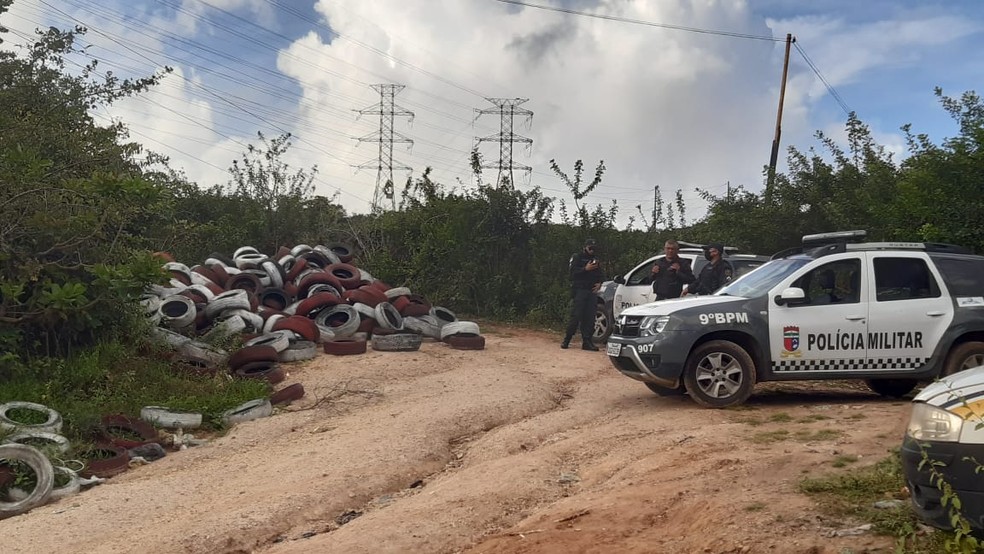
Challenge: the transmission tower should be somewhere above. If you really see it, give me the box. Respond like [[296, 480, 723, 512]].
[[355, 84, 413, 211], [476, 98, 533, 188]]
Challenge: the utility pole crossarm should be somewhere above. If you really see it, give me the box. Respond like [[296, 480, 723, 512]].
[[474, 97, 534, 188], [355, 83, 414, 211]]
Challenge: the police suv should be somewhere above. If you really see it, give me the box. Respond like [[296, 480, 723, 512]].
[[606, 231, 984, 408]]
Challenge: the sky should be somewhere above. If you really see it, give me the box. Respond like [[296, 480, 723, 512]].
[[3, 0, 983, 227]]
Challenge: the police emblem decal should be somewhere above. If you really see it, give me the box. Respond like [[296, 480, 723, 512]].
[[781, 325, 802, 358]]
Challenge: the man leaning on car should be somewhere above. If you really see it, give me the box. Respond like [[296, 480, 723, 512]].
[[640, 239, 696, 300]]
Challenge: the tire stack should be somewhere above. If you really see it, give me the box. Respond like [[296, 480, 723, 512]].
[[143, 243, 486, 401]]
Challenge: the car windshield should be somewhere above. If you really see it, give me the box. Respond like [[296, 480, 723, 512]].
[[716, 258, 812, 298]]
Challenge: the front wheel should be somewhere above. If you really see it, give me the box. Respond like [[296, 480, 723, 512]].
[[865, 378, 918, 398], [683, 340, 756, 408], [942, 341, 984, 377], [593, 303, 612, 343]]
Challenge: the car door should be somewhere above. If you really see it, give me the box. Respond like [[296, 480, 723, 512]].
[[613, 254, 699, 317], [864, 253, 952, 371], [767, 254, 868, 373]]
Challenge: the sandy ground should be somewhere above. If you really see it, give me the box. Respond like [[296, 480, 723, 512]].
[[0, 325, 910, 553]]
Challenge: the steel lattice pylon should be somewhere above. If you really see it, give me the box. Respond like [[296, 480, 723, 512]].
[[476, 98, 533, 188], [356, 84, 413, 211]]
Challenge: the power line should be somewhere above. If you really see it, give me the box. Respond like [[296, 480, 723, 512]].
[[492, 0, 783, 42], [793, 42, 852, 116]]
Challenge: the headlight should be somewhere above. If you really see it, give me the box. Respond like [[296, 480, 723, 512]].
[[907, 402, 964, 442], [639, 316, 670, 337]]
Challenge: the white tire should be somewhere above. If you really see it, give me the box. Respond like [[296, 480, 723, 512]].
[[440, 320, 481, 341], [353, 302, 376, 319], [233, 246, 259, 259], [234, 253, 266, 269], [0, 402, 63, 433], [263, 314, 287, 333], [403, 316, 441, 339], [3, 431, 71, 455], [290, 244, 313, 257], [261, 260, 284, 289], [316, 324, 336, 343], [159, 295, 196, 330], [222, 399, 273, 426], [358, 269, 374, 283], [315, 305, 359, 338], [140, 406, 202, 429], [0, 444, 54, 518], [150, 327, 191, 349], [244, 330, 292, 352], [371, 333, 422, 352], [283, 301, 301, 316], [312, 245, 342, 265], [186, 284, 216, 301], [178, 341, 229, 366], [205, 290, 250, 320], [220, 308, 263, 332], [203, 316, 247, 341], [430, 306, 458, 326], [278, 341, 319, 362], [374, 302, 404, 330], [384, 287, 412, 299]]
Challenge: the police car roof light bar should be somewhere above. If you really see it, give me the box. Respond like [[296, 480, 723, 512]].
[[801, 230, 867, 247]]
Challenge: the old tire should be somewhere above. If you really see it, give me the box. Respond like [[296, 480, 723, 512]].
[[371, 333, 422, 352], [683, 340, 756, 408], [446, 334, 486, 350], [374, 302, 404, 330], [228, 345, 279, 370], [323, 338, 367, 356], [278, 341, 319, 362], [244, 330, 292, 352], [439, 320, 480, 341], [270, 383, 305, 405], [98, 415, 160, 449], [942, 341, 984, 377], [0, 402, 63, 434], [80, 445, 130, 479], [8, 465, 80, 504], [865, 378, 918, 398], [233, 361, 285, 384], [645, 382, 687, 397], [222, 399, 273, 426], [140, 406, 203, 429], [2, 431, 72, 455], [0, 444, 54, 518]]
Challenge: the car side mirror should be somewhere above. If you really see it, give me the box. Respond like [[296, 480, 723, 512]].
[[775, 287, 806, 306], [614, 275, 625, 285]]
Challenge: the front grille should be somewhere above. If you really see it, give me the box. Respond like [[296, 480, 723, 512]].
[[615, 315, 643, 337]]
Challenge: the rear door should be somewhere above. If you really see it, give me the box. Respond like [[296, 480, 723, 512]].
[[613, 254, 699, 317], [864, 253, 952, 371]]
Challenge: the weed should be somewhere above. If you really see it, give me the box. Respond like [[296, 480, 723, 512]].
[[745, 502, 766, 512], [769, 412, 794, 423], [799, 414, 833, 423], [794, 429, 843, 441], [831, 454, 859, 468], [736, 417, 764, 426], [845, 413, 866, 421]]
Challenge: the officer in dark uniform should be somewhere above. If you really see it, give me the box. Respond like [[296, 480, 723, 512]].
[[640, 239, 696, 300], [691, 242, 733, 295], [562, 238, 604, 350]]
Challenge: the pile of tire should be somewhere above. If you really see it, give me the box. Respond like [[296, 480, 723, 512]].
[[0, 401, 82, 519]]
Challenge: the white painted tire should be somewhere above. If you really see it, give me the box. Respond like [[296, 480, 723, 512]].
[[0, 444, 53, 518], [440, 320, 481, 341], [353, 302, 376, 319], [283, 301, 301, 316], [203, 316, 247, 340], [233, 246, 259, 259], [140, 406, 203, 429], [315, 305, 359, 338], [384, 287, 412, 299], [244, 330, 292, 352], [8, 465, 79, 503], [290, 244, 313, 257], [430, 306, 458, 326], [177, 341, 229, 367], [205, 290, 250, 320], [0, 402, 63, 433], [220, 308, 263, 332], [261, 260, 284, 289], [374, 302, 404, 330], [150, 327, 192, 349], [358, 269, 374, 283], [316, 324, 336, 343], [3, 431, 71, 455], [403, 316, 441, 339], [278, 341, 319, 362], [222, 399, 273, 426], [159, 295, 196, 330], [262, 314, 287, 333], [312, 245, 342, 265], [371, 333, 422, 352], [186, 284, 216, 301]]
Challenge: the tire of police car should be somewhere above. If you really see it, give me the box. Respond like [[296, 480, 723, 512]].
[[593, 304, 612, 343], [644, 382, 687, 397], [942, 341, 984, 377], [682, 340, 756, 408], [864, 378, 918, 398]]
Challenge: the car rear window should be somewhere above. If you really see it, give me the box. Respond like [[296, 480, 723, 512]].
[[931, 256, 984, 297]]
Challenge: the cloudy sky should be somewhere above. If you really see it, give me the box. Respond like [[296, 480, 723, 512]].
[[3, 0, 983, 225]]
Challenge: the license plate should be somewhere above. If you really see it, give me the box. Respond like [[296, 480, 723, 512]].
[[606, 342, 622, 356]]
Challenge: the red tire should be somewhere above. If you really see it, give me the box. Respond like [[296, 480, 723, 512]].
[[192, 265, 221, 284], [358, 286, 388, 305], [81, 445, 130, 479], [328, 243, 355, 263], [275, 245, 291, 259], [285, 257, 309, 282], [272, 315, 320, 342], [343, 288, 381, 307], [323, 338, 367, 356], [227, 273, 263, 294], [298, 272, 345, 298], [446, 334, 486, 350], [98, 414, 160, 449], [178, 288, 209, 305], [207, 263, 230, 287], [270, 383, 305, 405], [228, 345, 279, 370], [234, 361, 286, 384], [370, 280, 392, 293], [391, 295, 411, 312], [169, 270, 192, 286], [296, 293, 342, 317], [325, 263, 361, 289], [357, 316, 375, 333]]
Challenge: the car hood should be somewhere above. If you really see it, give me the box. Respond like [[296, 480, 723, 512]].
[[619, 295, 747, 317], [914, 365, 984, 408]]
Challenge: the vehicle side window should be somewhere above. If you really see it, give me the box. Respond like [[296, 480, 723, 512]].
[[873, 258, 940, 301], [626, 261, 657, 285], [732, 261, 764, 277], [791, 259, 861, 306], [931, 256, 984, 296]]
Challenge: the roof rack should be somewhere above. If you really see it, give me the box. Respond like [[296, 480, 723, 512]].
[[801, 230, 867, 247]]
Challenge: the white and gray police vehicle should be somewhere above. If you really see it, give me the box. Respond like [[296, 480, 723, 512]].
[[606, 231, 984, 408]]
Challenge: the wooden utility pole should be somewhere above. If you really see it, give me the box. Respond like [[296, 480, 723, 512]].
[[766, 33, 794, 200]]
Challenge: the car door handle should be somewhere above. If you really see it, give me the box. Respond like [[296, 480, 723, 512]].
[[926, 311, 946, 317], [845, 316, 865, 321]]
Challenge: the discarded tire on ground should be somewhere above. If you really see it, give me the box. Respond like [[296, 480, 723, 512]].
[[446, 334, 486, 350], [233, 361, 285, 384], [440, 320, 481, 341], [272, 315, 320, 343], [81, 445, 130, 478], [278, 341, 319, 362], [98, 414, 160, 449], [7, 465, 80, 504], [244, 330, 292, 352], [2, 431, 71, 455], [371, 333, 423, 352], [158, 295, 196, 330], [384, 287, 412, 299], [430, 306, 458, 326], [0, 401, 63, 434], [228, 345, 279, 370], [270, 383, 305, 405], [323, 338, 367, 356], [140, 406, 203, 429], [403, 316, 442, 339], [317, 305, 360, 338], [222, 399, 273, 426], [374, 302, 404, 330], [0, 444, 54, 519]]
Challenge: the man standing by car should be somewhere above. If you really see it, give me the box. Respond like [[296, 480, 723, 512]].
[[562, 238, 603, 351], [642, 239, 696, 300], [690, 242, 733, 295]]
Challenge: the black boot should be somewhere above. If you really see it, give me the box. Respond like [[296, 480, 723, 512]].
[[561, 337, 571, 349], [582, 342, 599, 351]]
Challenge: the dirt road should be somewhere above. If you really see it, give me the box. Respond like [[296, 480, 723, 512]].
[[1, 325, 909, 553]]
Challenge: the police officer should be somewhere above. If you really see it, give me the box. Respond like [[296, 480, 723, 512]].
[[691, 242, 732, 295], [562, 238, 603, 351], [641, 239, 696, 300]]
